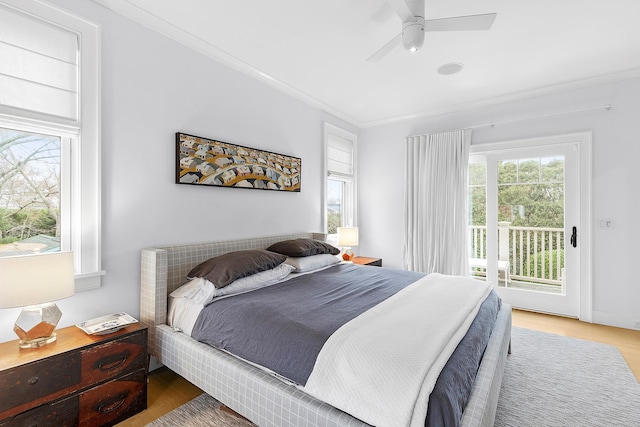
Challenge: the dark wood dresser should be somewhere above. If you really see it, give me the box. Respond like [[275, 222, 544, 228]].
[[0, 323, 147, 427]]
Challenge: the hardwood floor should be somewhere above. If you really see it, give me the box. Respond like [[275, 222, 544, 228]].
[[511, 309, 640, 382], [116, 366, 202, 427], [117, 309, 640, 426]]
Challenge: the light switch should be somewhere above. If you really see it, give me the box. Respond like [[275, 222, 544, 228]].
[[599, 218, 613, 228]]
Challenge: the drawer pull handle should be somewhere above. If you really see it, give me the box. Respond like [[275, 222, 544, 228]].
[[27, 376, 39, 385], [96, 351, 129, 371], [96, 391, 128, 414]]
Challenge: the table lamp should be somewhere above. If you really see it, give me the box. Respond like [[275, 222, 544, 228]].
[[337, 227, 359, 261], [0, 252, 75, 348]]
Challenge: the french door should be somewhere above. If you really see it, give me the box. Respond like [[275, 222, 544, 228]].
[[469, 137, 585, 317]]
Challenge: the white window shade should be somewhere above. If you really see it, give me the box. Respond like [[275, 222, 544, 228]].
[[0, 0, 102, 292], [0, 4, 78, 122], [327, 134, 353, 176]]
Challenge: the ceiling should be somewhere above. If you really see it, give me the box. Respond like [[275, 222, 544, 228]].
[[93, 0, 640, 127]]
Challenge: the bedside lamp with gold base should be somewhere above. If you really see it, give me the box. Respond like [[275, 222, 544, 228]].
[[0, 252, 75, 348]]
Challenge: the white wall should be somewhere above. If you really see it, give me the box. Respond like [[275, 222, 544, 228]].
[[0, 0, 357, 343], [2, 1, 636, 344], [358, 77, 640, 330]]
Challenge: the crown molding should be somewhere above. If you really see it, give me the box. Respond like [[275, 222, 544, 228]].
[[359, 68, 640, 128], [90, 0, 363, 127], [91, 1, 640, 130]]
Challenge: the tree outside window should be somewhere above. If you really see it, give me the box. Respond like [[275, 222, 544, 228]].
[[0, 128, 60, 256], [327, 179, 344, 234]]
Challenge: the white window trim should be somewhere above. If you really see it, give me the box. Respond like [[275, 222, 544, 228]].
[[0, 0, 103, 291], [323, 123, 357, 238]]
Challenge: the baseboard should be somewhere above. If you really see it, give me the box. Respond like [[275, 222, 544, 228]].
[[592, 310, 640, 331]]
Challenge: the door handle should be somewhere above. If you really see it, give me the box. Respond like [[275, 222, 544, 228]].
[[570, 226, 577, 248]]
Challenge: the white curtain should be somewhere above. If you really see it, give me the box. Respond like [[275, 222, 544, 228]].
[[404, 129, 471, 275]]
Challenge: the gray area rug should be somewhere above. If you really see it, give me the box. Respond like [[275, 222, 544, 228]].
[[146, 393, 255, 427], [495, 327, 640, 426], [149, 327, 640, 426]]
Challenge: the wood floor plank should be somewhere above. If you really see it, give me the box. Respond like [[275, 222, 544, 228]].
[[115, 366, 202, 426]]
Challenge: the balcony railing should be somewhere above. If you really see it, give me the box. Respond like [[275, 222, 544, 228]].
[[470, 223, 565, 286]]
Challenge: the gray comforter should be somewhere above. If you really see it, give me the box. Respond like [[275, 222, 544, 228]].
[[191, 263, 500, 427]]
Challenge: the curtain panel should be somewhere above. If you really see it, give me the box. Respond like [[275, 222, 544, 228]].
[[404, 129, 471, 275]]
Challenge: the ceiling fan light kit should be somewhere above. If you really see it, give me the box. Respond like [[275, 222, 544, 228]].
[[402, 17, 425, 52], [367, 0, 497, 62]]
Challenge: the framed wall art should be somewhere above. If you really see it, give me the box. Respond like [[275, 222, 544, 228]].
[[176, 132, 301, 192]]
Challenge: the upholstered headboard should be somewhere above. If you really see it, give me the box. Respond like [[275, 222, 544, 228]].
[[140, 233, 326, 356]]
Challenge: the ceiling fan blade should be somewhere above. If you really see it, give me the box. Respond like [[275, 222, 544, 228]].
[[366, 33, 402, 62], [387, 0, 414, 22], [424, 12, 496, 31]]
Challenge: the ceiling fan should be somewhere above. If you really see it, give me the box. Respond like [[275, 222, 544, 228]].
[[367, 0, 497, 62]]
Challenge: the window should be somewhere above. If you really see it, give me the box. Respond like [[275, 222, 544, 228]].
[[324, 124, 356, 243], [0, 128, 62, 251], [0, 0, 101, 291]]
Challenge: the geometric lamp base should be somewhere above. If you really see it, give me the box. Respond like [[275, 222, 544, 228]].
[[341, 246, 355, 261], [13, 302, 62, 348]]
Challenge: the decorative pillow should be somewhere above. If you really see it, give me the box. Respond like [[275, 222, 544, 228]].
[[187, 249, 287, 288], [284, 253, 340, 273], [267, 238, 340, 257]]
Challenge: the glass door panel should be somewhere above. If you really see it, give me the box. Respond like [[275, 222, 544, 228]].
[[497, 156, 565, 294], [469, 144, 579, 317], [468, 160, 487, 282]]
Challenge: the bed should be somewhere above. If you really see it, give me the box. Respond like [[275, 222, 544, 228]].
[[140, 232, 512, 427]]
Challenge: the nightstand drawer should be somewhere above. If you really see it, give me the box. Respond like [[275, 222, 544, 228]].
[[80, 331, 146, 386], [0, 354, 81, 414], [78, 369, 146, 427]]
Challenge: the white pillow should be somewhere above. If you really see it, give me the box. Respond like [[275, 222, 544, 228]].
[[167, 296, 203, 335], [284, 253, 340, 273], [170, 277, 216, 305], [215, 263, 295, 297], [168, 263, 295, 334], [170, 263, 295, 302]]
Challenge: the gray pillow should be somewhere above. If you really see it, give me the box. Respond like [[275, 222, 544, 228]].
[[266, 238, 340, 257], [187, 249, 287, 288]]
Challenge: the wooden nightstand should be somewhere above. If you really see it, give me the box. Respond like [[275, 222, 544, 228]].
[[352, 256, 382, 267], [0, 323, 147, 427]]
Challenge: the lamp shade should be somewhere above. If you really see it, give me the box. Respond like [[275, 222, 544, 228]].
[[337, 227, 359, 247], [0, 252, 75, 308]]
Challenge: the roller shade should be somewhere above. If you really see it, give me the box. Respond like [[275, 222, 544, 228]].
[[327, 134, 353, 176], [0, 4, 78, 121]]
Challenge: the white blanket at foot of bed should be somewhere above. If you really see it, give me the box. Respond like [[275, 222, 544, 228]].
[[304, 273, 492, 427]]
